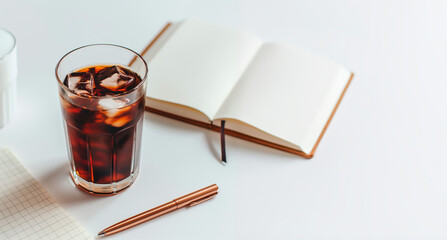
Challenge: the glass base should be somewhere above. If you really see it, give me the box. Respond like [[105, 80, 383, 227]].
[[70, 169, 139, 195]]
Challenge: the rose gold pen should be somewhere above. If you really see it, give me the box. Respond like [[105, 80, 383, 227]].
[[98, 184, 219, 237]]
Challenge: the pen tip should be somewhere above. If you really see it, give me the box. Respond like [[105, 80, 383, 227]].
[[98, 231, 105, 237]]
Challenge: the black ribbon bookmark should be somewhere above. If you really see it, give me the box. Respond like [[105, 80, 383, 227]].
[[220, 120, 227, 164]]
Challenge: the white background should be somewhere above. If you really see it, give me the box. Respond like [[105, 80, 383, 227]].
[[1, 0, 447, 239]]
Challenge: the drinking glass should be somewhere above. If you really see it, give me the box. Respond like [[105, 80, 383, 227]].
[[0, 28, 17, 128], [56, 44, 148, 195]]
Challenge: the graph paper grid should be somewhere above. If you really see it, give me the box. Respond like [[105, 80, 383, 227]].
[[0, 148, 92, 240]]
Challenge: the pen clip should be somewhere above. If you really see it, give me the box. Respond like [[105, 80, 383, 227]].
[[188, 193, 217, 207]]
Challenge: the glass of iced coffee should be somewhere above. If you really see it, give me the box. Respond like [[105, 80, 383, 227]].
[[56, 44, 148, 195]]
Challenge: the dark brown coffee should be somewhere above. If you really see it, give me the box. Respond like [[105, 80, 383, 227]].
[[60, 65, 144, 184]]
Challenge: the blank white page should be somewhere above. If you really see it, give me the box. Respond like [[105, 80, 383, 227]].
[[0, 148, 92, 240], [214, 43, 351, 153], [146, 19, 263, 119]]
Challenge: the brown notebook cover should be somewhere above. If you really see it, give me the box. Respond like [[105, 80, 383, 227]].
[[134, 22, 353, 159]]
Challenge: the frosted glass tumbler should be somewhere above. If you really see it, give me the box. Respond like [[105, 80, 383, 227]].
[[0, 29, 17, 128]]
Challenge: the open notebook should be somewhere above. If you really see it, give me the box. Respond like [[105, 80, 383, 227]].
[[131, 19, 353, 158], [0, 148, 92, 240]]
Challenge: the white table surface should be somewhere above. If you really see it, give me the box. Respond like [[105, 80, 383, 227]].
[[1, 0, 447, 239]]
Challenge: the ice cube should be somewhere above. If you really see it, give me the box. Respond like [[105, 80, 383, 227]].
[[98, 98, 130, 124], [65, 72, 94, 95], [97, 99, 132, 127], [105, 114, 132, 127], [96, 65, 135, 92], [98, 98, 127, 110]]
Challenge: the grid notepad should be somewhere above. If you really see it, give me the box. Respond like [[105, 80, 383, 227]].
[[0, 148, 92, 240]]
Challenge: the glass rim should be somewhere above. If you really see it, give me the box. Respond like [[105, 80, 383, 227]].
[[55, 43, 148, 99], [0, 28, 16, 61]]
